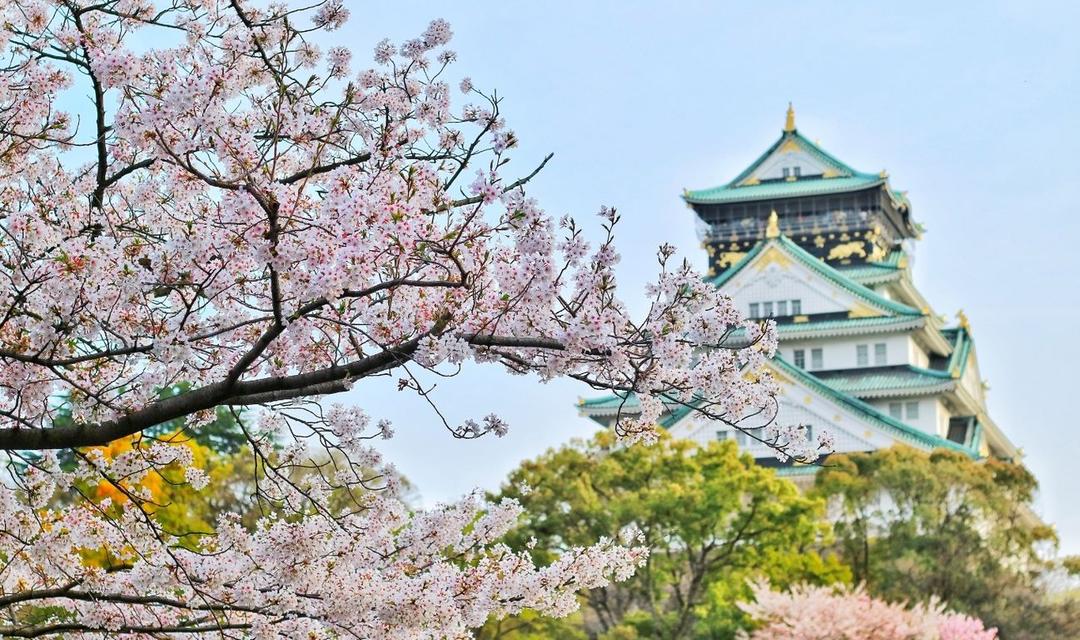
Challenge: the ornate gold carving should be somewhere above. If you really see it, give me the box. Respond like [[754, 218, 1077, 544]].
[[867, 244, 887, 262], [728, 242, 740, 251], [765, 210, 781, 238], [716, 251, 746, 268], [780, 138, 800, 154], [822, 168, 840, 179], [956, 309, 971, 331], [848, 303, 883, 319], [754, 246, 793, 270], [827, 241, 867, 261], [879, 170, 888, 178], [741, 176, 761, 186], [840, 232, 851, 241], [897, 255, 909, 269], [813, 235, 826, 248], [784, 102, 796, 132], [793, 315, 809, 323]]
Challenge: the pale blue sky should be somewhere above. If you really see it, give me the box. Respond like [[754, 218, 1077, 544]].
[[332, 1, 1080, 555]]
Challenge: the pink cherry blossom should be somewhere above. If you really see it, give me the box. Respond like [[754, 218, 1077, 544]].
[[739, 581, 998, 640], [0, 0, 785, 636]]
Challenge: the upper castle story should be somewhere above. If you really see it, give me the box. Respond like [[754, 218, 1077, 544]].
[[684, 104, 918, 274]]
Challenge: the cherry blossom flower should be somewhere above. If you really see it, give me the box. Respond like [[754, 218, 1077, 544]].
[[0, 1, 783, 636]]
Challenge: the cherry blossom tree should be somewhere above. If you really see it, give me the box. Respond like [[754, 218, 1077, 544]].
[[0, 0, 799, 636], [738, 581, 998, 640]]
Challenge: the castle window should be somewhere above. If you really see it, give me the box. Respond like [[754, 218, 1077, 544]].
[[793, 349, 806, 368], [716, 430, 729, 442], [810, 348, 823, 370], [777, 300, 788, 316], [856, 344, 869, 367], [762, 301, 774, 317], [749, 303, 759, 318], [947, 423, 966, 444], [889, 403, 903, 419], [782, 167, 790, 178], [791, 299, 802, 314], [874, 343, 887, 366], [793, 166, 802, 177], [905, 402, 920, 420]]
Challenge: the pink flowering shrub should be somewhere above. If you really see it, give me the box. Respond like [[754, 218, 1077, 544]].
[[739, 581, 997, 640], [0, 0, 808, 636]]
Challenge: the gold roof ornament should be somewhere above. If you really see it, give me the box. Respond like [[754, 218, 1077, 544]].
[[784, 102, 796, 133], [956, 309, 971, 331], [765, 210, 781, 238]]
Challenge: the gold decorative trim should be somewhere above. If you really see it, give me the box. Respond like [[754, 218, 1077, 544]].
[[848, 303, 883, 319], [956, 309, 971, 331], [754, 245, 793, 270], [780, 139, 800, 154], [765, 210, 781, 239], [827, 241, 867, 261], [716, 251, 746, 268]]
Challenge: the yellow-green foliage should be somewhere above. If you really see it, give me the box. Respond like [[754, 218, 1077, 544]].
[[482, 431, 848, 640]]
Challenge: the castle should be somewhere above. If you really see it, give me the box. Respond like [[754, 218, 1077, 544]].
[[579, 105, 1018, 481]]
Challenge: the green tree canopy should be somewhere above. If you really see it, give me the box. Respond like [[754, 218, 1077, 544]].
[[484, 432, 848, 639], [813, 446, 1078, 640]]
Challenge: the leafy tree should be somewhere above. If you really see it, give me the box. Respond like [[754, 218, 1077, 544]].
[[0, 0, 784, 635], [484, 432, 849, 639], [814, 446, 1079, 639]]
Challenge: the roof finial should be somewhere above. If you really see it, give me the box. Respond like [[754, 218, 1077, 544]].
[[784, 102, 796, 133], [766, 210, 781, 238], [956, 309, 971, 332]]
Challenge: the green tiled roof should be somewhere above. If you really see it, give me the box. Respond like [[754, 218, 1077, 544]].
[[771, 356, 975, 457], [815, 365, 955, 398], [942, 326, 973, 377], [778, 316, 924, 338], [721, 316, 925, 346], [577, 393, 695, 430], [578, 356, 976, 458], [835, 251, 906, 284], [685, 174, 885, 205], [710, 235, 923, 318], [684, 129, 887, 205], [774, 465, 822, 477]]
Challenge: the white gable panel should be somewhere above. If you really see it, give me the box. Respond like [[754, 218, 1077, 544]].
[[721, 249, 871, 317], [666, 363, 919, 458], [750, 148, 831, 182]]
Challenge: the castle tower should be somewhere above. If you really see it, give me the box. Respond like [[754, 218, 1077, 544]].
[[580, 107, 1018, 481]]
